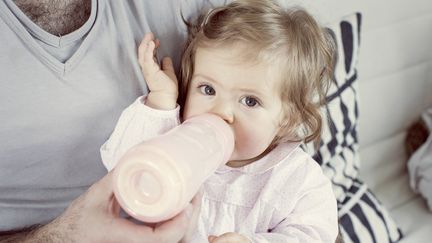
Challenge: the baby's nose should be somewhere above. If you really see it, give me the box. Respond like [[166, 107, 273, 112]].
[[211, 103, 234, 124]]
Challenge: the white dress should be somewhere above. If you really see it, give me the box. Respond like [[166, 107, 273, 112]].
[[101, 97, 339, 243]]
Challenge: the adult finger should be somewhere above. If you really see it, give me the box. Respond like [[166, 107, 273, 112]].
[[152, 204, 194, 242], [180, 188, 204, 242], [86, 171, 115, 202]]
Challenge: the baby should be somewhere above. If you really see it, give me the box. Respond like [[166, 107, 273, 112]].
[[101, 0, 338, 242]]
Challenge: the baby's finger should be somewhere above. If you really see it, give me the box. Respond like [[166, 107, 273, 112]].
[[144, 41, 156, 64], [140, 41, 158, 77], [162, 57, 177, 84], [138, 33, 155, 66], [208, 235, 217, 242], [153, 38, 161, 63], [154, 38, 160, 50], [209, 232, 247, 243]]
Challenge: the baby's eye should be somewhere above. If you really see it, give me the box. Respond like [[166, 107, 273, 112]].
[[199, 84, 216, 96], [240, 96, 261, 108]]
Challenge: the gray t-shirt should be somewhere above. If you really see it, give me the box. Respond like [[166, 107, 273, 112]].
[[0, 0, 224, 231]]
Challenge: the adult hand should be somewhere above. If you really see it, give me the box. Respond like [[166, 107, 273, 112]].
[[180, 187, 203, 243], [208, 232, 251, 243], [28, 172, 201, 243]]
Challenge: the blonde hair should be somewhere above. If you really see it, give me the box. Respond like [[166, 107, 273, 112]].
[[180, 0, 336, 144]]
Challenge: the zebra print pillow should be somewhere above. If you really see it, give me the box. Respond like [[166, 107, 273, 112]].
[[304, 12, 403, 243]]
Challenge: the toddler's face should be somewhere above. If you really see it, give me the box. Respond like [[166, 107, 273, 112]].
[[183, 46, 284, 167]]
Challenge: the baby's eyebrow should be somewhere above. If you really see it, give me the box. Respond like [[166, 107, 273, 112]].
[[192, 73, 220, 84], [192, 73, 272, 99], [237, 87, 270, 99]]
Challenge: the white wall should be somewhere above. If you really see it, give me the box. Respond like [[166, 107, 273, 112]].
[[278, 1, 432, 240], [282, 0, 432, 174]]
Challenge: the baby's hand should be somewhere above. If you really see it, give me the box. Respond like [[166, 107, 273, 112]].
[[208, 232, 251, 243], [138, 32, 178, 110]]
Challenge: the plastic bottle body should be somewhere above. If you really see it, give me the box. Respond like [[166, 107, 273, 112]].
[[113, 113, 234, 222]]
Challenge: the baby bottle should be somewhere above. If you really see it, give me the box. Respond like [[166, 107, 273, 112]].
[[113, 113, 234, 223]]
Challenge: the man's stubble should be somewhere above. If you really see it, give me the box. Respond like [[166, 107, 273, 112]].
[[14, 0, 91, 35]]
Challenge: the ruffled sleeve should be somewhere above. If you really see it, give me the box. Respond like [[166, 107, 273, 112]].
[[100, 96, 180, 171]]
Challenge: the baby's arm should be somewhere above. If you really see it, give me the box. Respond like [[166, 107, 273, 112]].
[[100, 33, 181, 170], [100, 98, 180, 170], [138, 32, 178, 110]]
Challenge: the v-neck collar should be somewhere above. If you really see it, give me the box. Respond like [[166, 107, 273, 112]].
[[0, 0, 102, 76]]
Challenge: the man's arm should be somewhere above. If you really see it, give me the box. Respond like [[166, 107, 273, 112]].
[[0, 223, 74, 243], [0, 225, 43, 243], [0, 172, 201, 243]]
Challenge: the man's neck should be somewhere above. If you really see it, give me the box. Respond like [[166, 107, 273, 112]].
[[14, 0, 91, 36]]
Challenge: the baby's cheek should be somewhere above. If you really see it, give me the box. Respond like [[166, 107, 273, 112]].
[[234, 129, 274, 159]]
